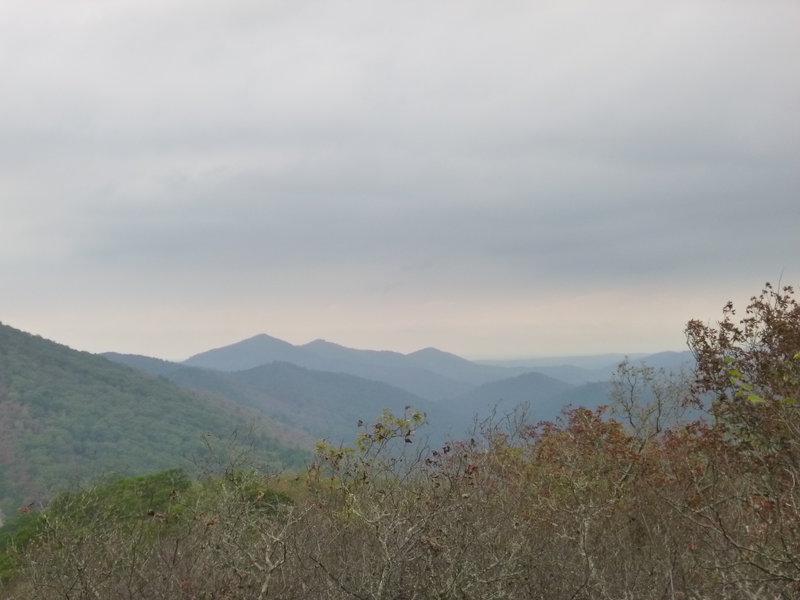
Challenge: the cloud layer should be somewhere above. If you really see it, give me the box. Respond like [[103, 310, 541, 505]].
[[2, 0, 798, 358]]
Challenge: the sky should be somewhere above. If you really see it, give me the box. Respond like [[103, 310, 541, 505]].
[[1, 0, 798, 361]]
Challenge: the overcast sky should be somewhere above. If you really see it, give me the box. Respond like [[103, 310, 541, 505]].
[[1, 0, 798, 360]]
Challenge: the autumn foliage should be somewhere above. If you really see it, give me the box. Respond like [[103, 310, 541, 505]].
[[1, 284, 798, 599]]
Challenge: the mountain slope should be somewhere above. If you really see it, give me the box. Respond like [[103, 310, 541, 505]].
[[405, 347, 530, 385], [0, 323, 306, 517], [454, 371, 572, 411], [231, 362, 457, 442], [448, 371, 612, 429], [106, 354, 460, 445]]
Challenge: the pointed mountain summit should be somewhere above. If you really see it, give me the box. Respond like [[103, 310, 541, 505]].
[[183, 333, 318, 371]]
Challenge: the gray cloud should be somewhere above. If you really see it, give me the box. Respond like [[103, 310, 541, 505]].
[[1, 0, 798, 357]]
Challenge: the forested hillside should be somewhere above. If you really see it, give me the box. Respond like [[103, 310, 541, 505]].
[[0, 323, 307, 518], [104, 354, 458, 444]]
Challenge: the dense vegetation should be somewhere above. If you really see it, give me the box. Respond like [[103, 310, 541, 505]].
[[1, 283, 798, 598], [0, 324, 308, 517]]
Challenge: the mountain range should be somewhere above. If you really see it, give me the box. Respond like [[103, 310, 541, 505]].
[[181, 334, 534, 400], [109, 333, 693, 438], [0, 320, 694, 523]]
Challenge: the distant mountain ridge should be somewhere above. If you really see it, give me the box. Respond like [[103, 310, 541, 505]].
[[183, 334, 533, 400], [477, 351, 694, 385], [170, 334, 693, 437], [182, 333, 692, 393]]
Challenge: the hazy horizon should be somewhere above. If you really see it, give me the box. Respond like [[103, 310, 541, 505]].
[[2, 1, 797, 360], [4, 319, 687, 365]]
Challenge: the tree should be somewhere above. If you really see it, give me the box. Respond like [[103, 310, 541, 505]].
[[609, 358, 692, 444], [685, 282, 800, 463], [685, 283, 800, 590]]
